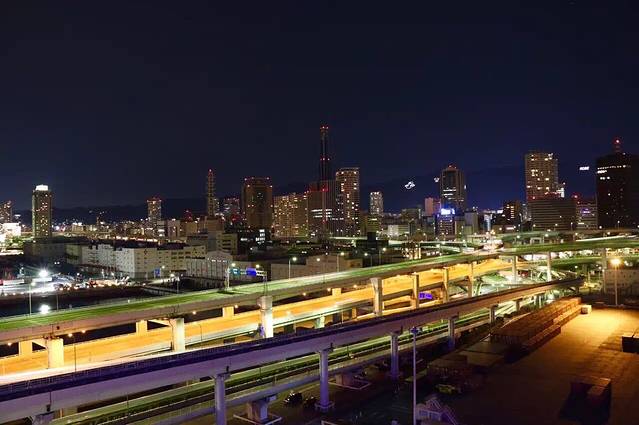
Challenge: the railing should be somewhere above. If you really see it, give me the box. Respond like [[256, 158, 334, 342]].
[[0, 275, 582, 401]]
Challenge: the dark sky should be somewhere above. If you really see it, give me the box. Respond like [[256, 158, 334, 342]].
[[1, 1, 638, 211]]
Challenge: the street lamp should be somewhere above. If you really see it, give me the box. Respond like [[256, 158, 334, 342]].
[[28, 281, 36, 315], [288, 256, 297, 279], [379, 247, 387, 266], [610, 258, 621, 306], [337, 251, 345, 272], [410, 326, 419, 425], [364, 252, 370, 267]]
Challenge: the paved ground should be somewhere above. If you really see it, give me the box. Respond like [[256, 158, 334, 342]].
[[448, 308, 639, 425]]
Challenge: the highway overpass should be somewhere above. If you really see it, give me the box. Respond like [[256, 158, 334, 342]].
[[0, 258, 510, 375], [0, 275, 583, 424]]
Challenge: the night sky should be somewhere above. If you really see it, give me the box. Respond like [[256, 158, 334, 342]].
[[2, 2, 638, 211]]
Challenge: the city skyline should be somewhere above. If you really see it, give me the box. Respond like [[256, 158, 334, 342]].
[[2, 3, 638, 209]]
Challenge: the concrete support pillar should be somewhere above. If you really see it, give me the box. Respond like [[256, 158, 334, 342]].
[[222, 306, 234, 318], [136, 320, 148, 334], [489, 305, 497, 323], [447, 316, 457, 351], [411, 273, 420, 309], [258, 295, 273, 338], [546, 252, 552, 282], [511, 256, 518, 284], [601, 248, 608, 270], [315, 316, 325, 329], [442, 268, 450, 303], [316, 348, 334, 412], [514, 298, 521, 312], [60, 407, 78, 416], [331, 287, 342, 296], [468, 262, 475, 297], [30, 413, 54, 425], [245, 398, 272, 423], [19, 340, 32, 356], [46, 337, 64, 369], [215, 373, 228, 425], [169, 318, 185, 352], [371, 277, 383, 317], [390, 332, 400, 380]]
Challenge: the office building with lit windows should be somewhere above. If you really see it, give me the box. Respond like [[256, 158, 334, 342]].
[[369, 191, 383, 216], [32, 185, 53, 239], [273, 192, 308, 238], [575, 197, 598, 230], [596, 139, 639, 228], [147, 197, 162, 223], [241, 177, 273, 230], [525, 151, 560, 201], [0, 201, 12, 223], [440, 165, 466, 211], [206, 169, 219, 217], [336, 167, 360, 236]]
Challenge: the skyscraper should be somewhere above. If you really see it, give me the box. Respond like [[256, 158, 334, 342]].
[[501, 200, 523, 225], [273, 192, 308, 238], [32, 185, 52, 239], [424, 197, 441, 216], [575, 197, 598, 230], [319, 125, 331, 181], [308, 124, 340, 238], [147, 197, 162, 222], [525, 151, 560, 201], [0, 201, 12, 223], [596, 139, 639, 228], [336, 167, 361, 236], [440, 165, 466, 211], [222, 197, 241, 218], [206, 169, 219, 217], [369, 191, 384, 216], [242, 177, 273, 229]]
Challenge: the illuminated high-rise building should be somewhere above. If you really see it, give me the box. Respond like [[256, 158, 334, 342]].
[[308, 124, 340, 238], [222, 197, 240, 218], [525, 151, 560, 201], [596, 139, 639, 228], [336, 167, 361, 236], [147, 197, 162, 222], [0, 200, 12, 223], [369, 191, 384, 216], [319, 125, 331, 181], [424, 197, 441, 216], [440, 165, 466, 211], [502, 200, 522, 225], [575, 197, 598, 230], [206, 169, 219, 217], [273, 192, 308, 238], [241, 177, 273, 229], [32, 185, 52, 239]]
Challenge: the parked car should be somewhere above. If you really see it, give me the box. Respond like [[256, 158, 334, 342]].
[[284, 391, 303, 405], [303, 395, 317, 408]]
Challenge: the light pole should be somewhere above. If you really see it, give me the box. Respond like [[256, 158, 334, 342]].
[[379, 247, 386, 266], [337, 251, 345, 272], [28, 281, 36, 315], [288, 256, 297, 279], [68, 333, 77, 372], [611, 258, 621, 306], [411, 326, 419, 425]]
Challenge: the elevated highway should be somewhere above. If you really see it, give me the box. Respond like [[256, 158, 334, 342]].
[[0, 275, 583, 424], [0, 252, 499, 344], [0, 259, 509, 375]]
